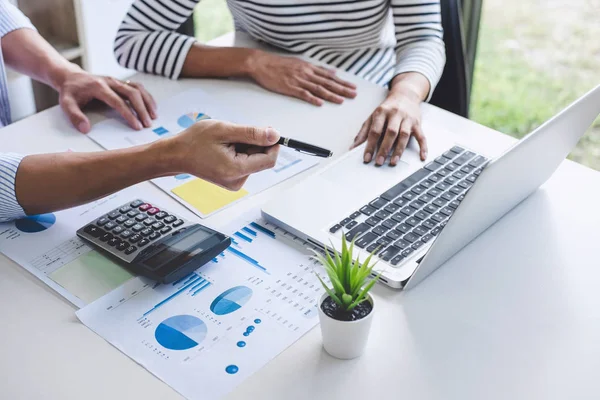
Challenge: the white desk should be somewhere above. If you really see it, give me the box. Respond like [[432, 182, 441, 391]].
[[2, 33, 600, 400]]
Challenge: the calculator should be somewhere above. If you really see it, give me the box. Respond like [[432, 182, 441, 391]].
[[76, 199, 231, 284]]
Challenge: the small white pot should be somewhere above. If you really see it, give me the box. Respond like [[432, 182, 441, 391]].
[[317, 292, 375, 360]]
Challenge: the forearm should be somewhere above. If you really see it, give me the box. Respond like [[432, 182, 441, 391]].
[[15, 140, 178, 215], [1, 28, 79, 90], [389, 72, 431, 102], [180, 45, 259, 78]]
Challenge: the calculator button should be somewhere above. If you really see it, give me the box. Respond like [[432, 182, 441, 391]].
[[143, 218, 155, 226], [127, 210, 140, 218], [152, 222, 165, 230], [96, 217, 109, 226], [120, 230, 133, 239], [119, 206, 131, 214], [149, 232, 161, 241], [132, 224, 144, 232], [155, 211, 168, 220], [100, 233, 113, 242], [124, 246, 137, 255], [107, 211, 120, 220], [112, 226, 124, 235], [141, 228, 153, 237], [116, 242, 128, 251], [146, 207, 160, 215], [130, 200, 144, 208], [107, 238, 121, 247], [138, 203, 152, 211], [138, 239, 150, 247], [84, 225, 102, 237], [135, 214, 147, 222], [129, 234, 142, 243], [172, 219, 184, 227], [116, 215, 128, 224], [160, 226, 172, 234], [124, 219, 136, 228], [163, 215, 177, 224], [104, 221, 117, 230]]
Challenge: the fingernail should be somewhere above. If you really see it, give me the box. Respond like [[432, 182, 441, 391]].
[[78, 121, 89, 133], [135, 121, 143, 130], [144, 119, 152, 127], [376, 156, 385, 165], [392, 156, 400, 165], [266, 127, 279, 143], [364, 152, 372, 163]]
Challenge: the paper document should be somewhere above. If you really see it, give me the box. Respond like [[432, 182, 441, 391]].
[[0, 186, 156, 307], [87, 89, 319, 218], [77, 210, 329, 400]]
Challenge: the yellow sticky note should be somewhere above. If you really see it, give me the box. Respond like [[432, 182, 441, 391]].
[[172, 178, 248, 215]]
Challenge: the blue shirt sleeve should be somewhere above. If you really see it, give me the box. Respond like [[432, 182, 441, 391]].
[[0, 153, 26, 222], [0, 1, 36, 38]]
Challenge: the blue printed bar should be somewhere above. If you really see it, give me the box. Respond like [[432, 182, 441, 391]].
[[192, 281, 211, 296], [226, 247, 268, 272], [242, 227, 257, 236], [234, 232, 253, 243], [249, 222, 275, 238], [143, 275, 202, 316]]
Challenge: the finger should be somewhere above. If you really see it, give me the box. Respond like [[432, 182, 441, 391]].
[[314, 66, 357, 90], [60, 95, 91, 133], [237, 145, 280, 175], [109, 80, 152, 128], [351, 118, 371, 149], [375, 114, 403, 166], [299, 78, 344, 104], [128, 81, 157, 119], [226, 126, 281, 147], [364, 110, 387, 164], [290, 87, 323, 106], [392, 119, 414, 163], [311, 75, 356, 99], [95, 85, 142, 130], [414, 123, 428, 161]]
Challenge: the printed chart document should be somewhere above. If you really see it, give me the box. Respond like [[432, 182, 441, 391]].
[[0, 186, 155, 307], [77, 211, 329, 400], [87, 89, 319, 218]]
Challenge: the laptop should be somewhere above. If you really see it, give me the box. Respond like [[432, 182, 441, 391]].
[[262, 85, 600, 289]]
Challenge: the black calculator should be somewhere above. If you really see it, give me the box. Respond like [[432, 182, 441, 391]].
[[76, 199, 231, 284]]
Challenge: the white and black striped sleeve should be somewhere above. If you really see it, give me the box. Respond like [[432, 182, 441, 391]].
[[0, 153, 25, 222], [114, 0, 199, 79], [391, 0, 446, 101]]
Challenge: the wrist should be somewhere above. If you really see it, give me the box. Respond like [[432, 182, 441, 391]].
[[241, 48, 264, 79], [47, 62, 82, 92], [145, 138, 186, 177], [389, 72, 429, 103]]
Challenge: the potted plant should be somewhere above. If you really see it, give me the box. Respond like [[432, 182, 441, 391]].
[[312, 235, 380, 359]]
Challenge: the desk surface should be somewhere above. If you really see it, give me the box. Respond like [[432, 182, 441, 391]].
[[2, 33, 599, 400]]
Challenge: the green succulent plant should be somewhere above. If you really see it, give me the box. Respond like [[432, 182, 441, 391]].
[[312, 234, 380, 313]]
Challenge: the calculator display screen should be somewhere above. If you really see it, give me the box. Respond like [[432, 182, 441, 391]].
[[144, 229, 211, 269]]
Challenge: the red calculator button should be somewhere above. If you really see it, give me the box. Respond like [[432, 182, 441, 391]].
[[138, 203, 152, 211], [147, 207, 160, 215]]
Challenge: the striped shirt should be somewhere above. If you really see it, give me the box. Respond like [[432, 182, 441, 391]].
[[0, 1, 35, 222], [115, 0, 445, 98]]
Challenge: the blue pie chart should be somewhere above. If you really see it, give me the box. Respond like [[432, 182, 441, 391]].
[[15, 213, 56, 233], [210, 286, 253, 316], [155, 315, 207, 351], [177, 112, 211, 129]]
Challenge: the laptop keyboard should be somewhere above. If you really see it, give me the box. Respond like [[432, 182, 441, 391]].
[[329, 146, 488, 267]]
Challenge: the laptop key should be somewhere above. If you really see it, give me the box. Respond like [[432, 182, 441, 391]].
[[458, 181, 472, 189], [452, 171, 466, 179], [440, 207, 454, 217], [414, 211, 428, 220], [431, 227, 442, 236], [360, 205, 377, 216], [371, 226, 388, 236], [400, 206, 415, 216], [419, 194, 434, 203], [382, 219, 397, 230], [422, 219, 437, 229], [444, 176, 458, 185], [428, 175, 440, 183], [402, 192, 416, 201], [445, 163, 458, 171], [340, 218, 352, 226], [346, 220, 358, 230], [350, 211, 361, 219], [409, 200, 426, 210], [421, 234, 434, 243], [424, 204, 438, 214], [469, 155, 487, 167], [394, 239, 411, 249], [405, 217, 419, 227], [441, 192, 454, 202], [424, 162, 442, 172], [380, 246, 401, 262], [412, 240, 425, 251], [355, 232, 378, 248], [420, 180, 433, 189], [403, 232, 419, 243], [413, 226, 429, 236], [432, 213, 447, 223], [436, 169, 449, 177], [376, 236, 392, 246], [401, 248, 414, 258], [474, 168, 483, 175], [411, 186, 425, 195], [450, 146, 465, 154], [384, 203, 399, 213], [442, 150, 456, 159], [393, 197, 408, 207], [345, 223, 370, 241], [390, 255, 405, 266], [436, 182, 450, 191], [369, 198, 388, 209], [380, 168, 431, 201], [366, 243, 383, 255], [396, 223, 411, 234], [467, 174, 477, 183], [386, 230, 401, 240], [433, 198, 447, 207], [449, 200, 461, 209], [375, 210, 390, 220], [434, 156, 448, 165], [391, 213, 406, 223], [450, 187, 463, 196], [365, 216, 381, 227], [427, 188, 442, 197]]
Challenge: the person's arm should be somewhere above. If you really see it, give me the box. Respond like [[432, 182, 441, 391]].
[[0, 2, 156, 133], [1, 122, 280, 221], [115, 0, 356, 105], [353, 0, 446, 166]]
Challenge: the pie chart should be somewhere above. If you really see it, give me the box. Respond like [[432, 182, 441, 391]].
[[177, 112, 211, 129], [155, 315, 207, 351], [210, 286, 253, 315], [15, 213, 56, 233]]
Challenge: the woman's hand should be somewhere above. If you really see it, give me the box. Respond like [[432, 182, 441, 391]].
[[352, 73, 430, 166], [167, 120, 280, 191], [247, 51, 357, 106]]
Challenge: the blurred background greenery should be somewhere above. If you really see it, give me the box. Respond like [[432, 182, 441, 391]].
[[194, 0, 600, 170]]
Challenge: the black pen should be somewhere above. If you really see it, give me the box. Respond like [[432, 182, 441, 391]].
[[277, 136, 333, 158]]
